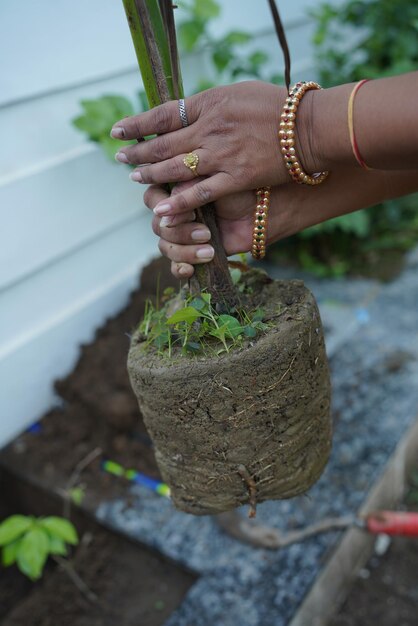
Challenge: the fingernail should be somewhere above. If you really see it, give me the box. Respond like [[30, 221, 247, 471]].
[[129, 170, 142, 182], [160, 216, 172, 227], [111, 127, 125, 138], [115, 152, 129, 163], [178, 264, 190, 277], [196, 246, 214, 260], [154, 203, 171, 216], [191, 228, 211, 242]]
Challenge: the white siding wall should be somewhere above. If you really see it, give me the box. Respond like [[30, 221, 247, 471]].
[[0, 0, 330, 445]]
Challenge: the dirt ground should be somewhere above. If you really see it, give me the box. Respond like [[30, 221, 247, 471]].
[[329, 480, 418, 626], [0, 491, 195, 626], [1, 255, 417, 625]]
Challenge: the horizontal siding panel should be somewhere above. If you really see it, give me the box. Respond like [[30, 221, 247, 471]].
[[1, 0, 327, 107], [0, 19, 318, 179], [0, 0, 135, 106], [0, 211, 156, 350], [0, 263, 146, 445], [0, 150, 147, 290], [0, 0, 341, 446], [0, 73, 143, 179]]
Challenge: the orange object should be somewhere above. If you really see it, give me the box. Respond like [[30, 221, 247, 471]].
[[365, 511, 418, 537], [347, 79, 372, 170]]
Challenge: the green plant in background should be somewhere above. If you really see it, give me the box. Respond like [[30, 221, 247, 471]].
[[268, 0, 418, 278], [72, 94, 140, 159], [72, 0, 418, 279], [311, 0, 418, 87], [0, 514, 78, 580], [72, 0, 280, 156]]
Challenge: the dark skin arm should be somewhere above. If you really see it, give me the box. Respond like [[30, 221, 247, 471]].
[[144, 168, 418, 278]]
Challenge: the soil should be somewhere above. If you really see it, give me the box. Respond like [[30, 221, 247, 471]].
[[329, 481, 418, 626], [0, 470, 196, 626], [128, 271, 331, 515], [0, 257, 196, 626], [1, 254, 417, 625], [0, 257, 177, 509]]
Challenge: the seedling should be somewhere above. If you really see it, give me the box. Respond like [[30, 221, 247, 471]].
[[0, 515, 78, 580], [139, 286, 269, 357]]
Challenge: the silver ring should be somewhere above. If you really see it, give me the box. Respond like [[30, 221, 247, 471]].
[[178, 99, 189, 127]]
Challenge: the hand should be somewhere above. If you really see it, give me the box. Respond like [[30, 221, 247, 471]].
[[145, 168, 418, 278], [111, 82, 304, 216]]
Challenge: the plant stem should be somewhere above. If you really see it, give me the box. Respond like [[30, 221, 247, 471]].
[[122, 0, 237, 310]]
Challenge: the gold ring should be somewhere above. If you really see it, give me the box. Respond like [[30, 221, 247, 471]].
[[183, 152, 199, 177]]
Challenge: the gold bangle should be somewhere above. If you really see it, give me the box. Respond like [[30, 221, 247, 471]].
[[251, 187, 270, 260], [347, 79, 372, 170], [279, 81, 329, 186]]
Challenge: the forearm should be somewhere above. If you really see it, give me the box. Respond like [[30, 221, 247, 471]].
[[270, 168, 418, 243], [300, 73, 418, 173]]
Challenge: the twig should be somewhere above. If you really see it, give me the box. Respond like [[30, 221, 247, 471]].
[[267, 0, 291, 91], [52, 555, 98, 603], [216, 511, 354, 549], [63, 447, 102, 517], [237, 464, 258, 518]]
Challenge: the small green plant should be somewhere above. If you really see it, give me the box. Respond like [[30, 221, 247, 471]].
[[0, 515, 78, 580], [72, 94, 140, 159], [140, 276, 269, 357]]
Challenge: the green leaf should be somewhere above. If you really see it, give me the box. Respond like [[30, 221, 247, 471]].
[[224, 30, 252, 46], [16, 527, 49, 580], [98, 136, 134, 161], [166, 306, 202, 325], [243, 325, 257, 338], [217, 315, 243, 338], [194, 79, 217, 93], [229, 268, 242, 285], [68, 486, 85, 507], [189, 297, 207, 311], [100, 94, 134, 118], [249, 51, 268, 67], [48, 536, 68, 556], [40, 517, 78, 545], [178, 20, 205, 51], [193, 0, 220, 19], [212, 47, 233, 72], [0, 516, 33, 546], [72, 94, 135, 144], [201, 293, 211, 305], [252, 309, 265, 322], [2, 539, 21, 567], [184, 341, 201, 353]]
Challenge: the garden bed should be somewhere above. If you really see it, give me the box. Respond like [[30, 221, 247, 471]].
[[0, 471, 195, 626], [1, 252, 418, 625]]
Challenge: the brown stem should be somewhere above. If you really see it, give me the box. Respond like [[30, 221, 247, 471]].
[[216, 511, 354, 549], [137, 0, 238, 308]]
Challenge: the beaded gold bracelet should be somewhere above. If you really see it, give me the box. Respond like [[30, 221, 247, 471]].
[[279, 81, 329, 186], [251, 187, 271, 260]]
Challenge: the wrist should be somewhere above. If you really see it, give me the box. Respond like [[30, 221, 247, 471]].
[[296, 83, 355, 174]]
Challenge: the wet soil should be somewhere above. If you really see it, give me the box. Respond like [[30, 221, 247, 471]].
[[0, 469, 196, 626]]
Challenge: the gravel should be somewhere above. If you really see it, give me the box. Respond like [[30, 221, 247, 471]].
[[98, 250, 418, 626]]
